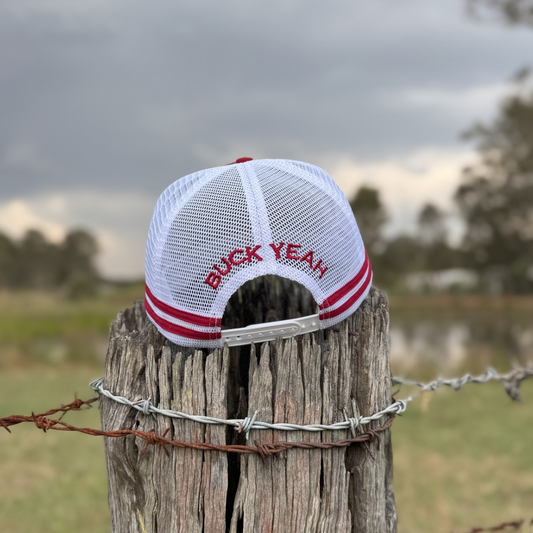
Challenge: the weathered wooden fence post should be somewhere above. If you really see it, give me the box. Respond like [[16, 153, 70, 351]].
[[99, 281, 396, 533]]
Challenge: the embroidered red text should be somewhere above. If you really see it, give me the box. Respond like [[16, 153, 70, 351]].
[[270, 242, 328, 279], [204, 242, 328, 290]]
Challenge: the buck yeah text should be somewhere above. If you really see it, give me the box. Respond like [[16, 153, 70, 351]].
[[204, 242, 328, 290]]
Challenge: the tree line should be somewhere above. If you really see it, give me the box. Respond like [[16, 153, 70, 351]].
[[0, 229, 99, 297]]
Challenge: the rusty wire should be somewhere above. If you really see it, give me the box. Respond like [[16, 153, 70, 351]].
[[454, 518, 533, 532], [0, 397, 394, 459], [0, 396, 98, 433]]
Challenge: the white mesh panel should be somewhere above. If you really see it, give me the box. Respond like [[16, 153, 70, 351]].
[[256, 160, 365, 302], [161, 167, 254, 317], [145, 165, 226, 304], [282, 160, 357, 223]]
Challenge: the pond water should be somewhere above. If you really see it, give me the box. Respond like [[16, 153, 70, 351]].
[[389, 310, 533, 378]]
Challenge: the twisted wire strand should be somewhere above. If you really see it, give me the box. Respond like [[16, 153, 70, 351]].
[[90, 363, 533, 437], [89, 377, 408, 439], [392, 364, 533, 400]]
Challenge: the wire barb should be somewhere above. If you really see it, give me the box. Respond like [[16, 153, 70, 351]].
[[237, 410, 258, 440], [343, 408, 361, 437]]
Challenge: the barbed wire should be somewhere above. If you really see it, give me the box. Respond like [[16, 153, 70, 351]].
[[89, 377, 407, 440], [0, 397, 394, 459], [89, 363, 533, 440], [0, 396, 97, 433], [393, 364, 533, 401]]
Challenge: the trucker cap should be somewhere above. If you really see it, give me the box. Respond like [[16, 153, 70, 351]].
[[144, 158, 372, 348]]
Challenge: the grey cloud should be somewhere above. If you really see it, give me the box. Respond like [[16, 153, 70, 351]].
[[0, 0, 532, 203]]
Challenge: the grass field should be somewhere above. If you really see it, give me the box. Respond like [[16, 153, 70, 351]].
[[0, 367, 109, 533], [1, 288, 532, 532]]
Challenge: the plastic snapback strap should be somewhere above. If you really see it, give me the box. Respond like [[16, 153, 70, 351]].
[[221, 314, 320, 347]]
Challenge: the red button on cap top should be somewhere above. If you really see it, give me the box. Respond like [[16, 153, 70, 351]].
[[229, 157, 253, 164]]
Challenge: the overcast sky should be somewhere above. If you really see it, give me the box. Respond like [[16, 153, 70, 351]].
[[0, 0, 531, 278]]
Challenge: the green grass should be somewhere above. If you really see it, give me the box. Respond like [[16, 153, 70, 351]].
[[1, 289, 532, 532], [0, 287, 142, 532], [0, 285, 144, 367], [393, 381, 533, 532], [0, 284, 144, 340], [0, 367, 109, 533]]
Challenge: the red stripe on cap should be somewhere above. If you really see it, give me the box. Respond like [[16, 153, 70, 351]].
[[145, 284, 221, 328], [319, 251, 369, 311], [145, 298, 222, 341], [319, 263, 372, 321]]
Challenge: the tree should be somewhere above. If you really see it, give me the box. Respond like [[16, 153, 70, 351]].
[[60, 229, 99, 298], [378, 235, 426, 288], [418, 203, 447, 246], [18, 229, 60, 289], [0, 227, 100, 294], [417, 203, 460, 272], [455, 78, 533, 292], [349, 186, 387, 254], [0, 232, 19, 287]]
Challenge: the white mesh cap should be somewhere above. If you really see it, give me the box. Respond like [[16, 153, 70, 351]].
[[145, 158, 372, 348]]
